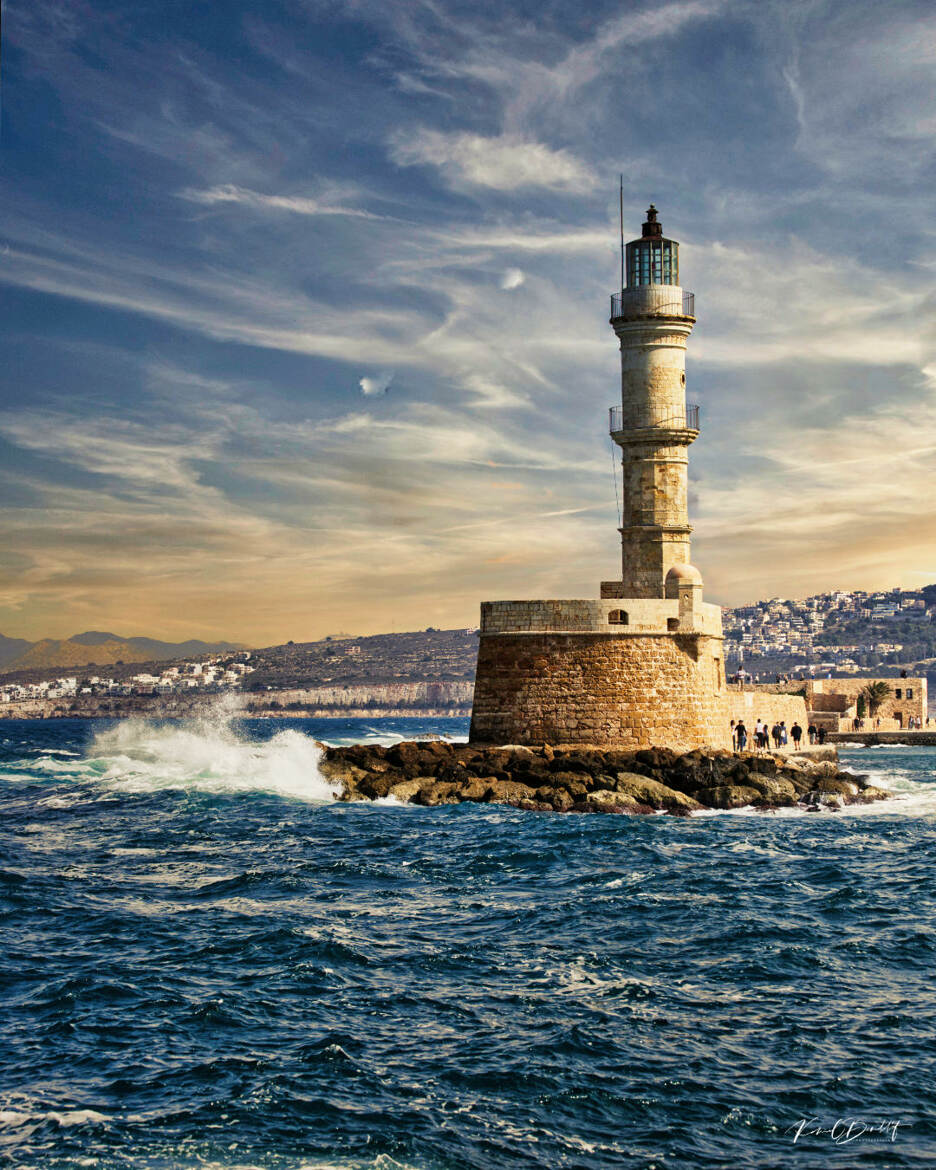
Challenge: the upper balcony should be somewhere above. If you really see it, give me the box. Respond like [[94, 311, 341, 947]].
[[610, 404, 700, 436], [610, 287, 695, 322]]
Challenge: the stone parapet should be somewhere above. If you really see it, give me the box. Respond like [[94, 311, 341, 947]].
[[480, 598, 723, 638]]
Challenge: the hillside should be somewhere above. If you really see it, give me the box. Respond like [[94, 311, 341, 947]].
[[0, 631, 245, 674], [0, 634, 32, 668], [244, 628, 479, 691]]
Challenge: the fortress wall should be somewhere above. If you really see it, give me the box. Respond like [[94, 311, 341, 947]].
[[469, 630, 729, 750], [725, 692, 809, 735], [805, 678, 927, 727]]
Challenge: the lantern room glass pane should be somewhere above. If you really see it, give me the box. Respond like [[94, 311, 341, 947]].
[[625, 236, 680, 290]]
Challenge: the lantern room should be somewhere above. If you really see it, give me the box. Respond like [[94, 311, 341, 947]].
[[625, 205, 679, 287]]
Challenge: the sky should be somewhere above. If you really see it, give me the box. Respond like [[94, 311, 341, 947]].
[[1, 0, 935, 646]]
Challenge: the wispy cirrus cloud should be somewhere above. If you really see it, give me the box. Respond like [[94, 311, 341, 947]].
[[179, 183, 383, 219], [390, 131, 597, 192]]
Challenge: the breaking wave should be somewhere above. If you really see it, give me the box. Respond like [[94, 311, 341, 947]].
[[82, 704, 338, 802]]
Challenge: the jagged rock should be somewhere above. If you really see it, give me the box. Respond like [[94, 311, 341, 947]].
[[320, 739, 890, 815], [435, 762, 471, 785], [815, 777, 860, 797], [744, 776, 798, 801], [547, 773, 589, 798], [852, 785, 888, 802], [538, 786, 573, 811], [357, 772, 396, 799], [319, 758, 371, 788], [793, 746, 838, 763], [387, 779, 423, 802], [613, 772, 702, 811], [567, 792, 654, 814], [635, 747, 679, 772], [585, 789, 654, 814], [545, 769, 588, 790], [792, 758, 839, 779], [482, 780, 537, 803], [457, 777, 493, 802], [694, 784, 762, 810], [778, 771, 812, 796], [547, 755, 593, 776], [747, 755, 781, 777], [412, 781, 459, 806], [340, 743, 389, 766]]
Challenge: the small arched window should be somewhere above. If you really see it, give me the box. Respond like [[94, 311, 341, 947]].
[[608, 609, 629, 625]]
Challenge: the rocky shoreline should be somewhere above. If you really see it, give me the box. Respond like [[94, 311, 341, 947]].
[[319, 741, 888, 813]]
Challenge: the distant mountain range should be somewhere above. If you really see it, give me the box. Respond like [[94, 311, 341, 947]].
[[0, 630, 245, 674]]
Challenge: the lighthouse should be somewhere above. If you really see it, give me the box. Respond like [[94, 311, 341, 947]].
[[606, 205, 699, 600], [468, 203, 727, 752]]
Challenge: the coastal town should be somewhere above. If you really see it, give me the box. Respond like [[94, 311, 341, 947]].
[[723, 586, 936, 677], [0, 653, 255, 706]]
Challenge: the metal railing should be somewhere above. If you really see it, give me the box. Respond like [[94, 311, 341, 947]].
[[610, 289, 695, 320], [610, 403, 700, 434]]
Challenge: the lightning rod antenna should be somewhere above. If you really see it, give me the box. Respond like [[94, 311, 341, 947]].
[[619, 174, 624, 295]]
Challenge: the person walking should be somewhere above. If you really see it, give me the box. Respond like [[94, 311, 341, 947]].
[[736, 720, 748, 751], [780, 721, 788, 747], [808, 723, 818, 745], [730, 719, 738, 750], [791, 722, 803, 749], [771, 722, 781, 750]]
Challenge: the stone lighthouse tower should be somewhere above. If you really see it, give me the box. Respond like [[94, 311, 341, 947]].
[[469, 204, 727, 751], [606, 205, 697, 599]]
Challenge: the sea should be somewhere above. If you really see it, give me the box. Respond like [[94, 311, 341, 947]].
[[2, 712, 935, 1170]]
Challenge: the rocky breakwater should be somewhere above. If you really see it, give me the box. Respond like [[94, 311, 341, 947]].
[[319, 741, 888, 813]]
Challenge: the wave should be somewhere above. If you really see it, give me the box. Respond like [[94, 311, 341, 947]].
[[81, 700, 338, 802], [694, 760, 936, 820]]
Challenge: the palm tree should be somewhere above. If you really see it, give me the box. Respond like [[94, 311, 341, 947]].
[[862, 681, 890, 717]]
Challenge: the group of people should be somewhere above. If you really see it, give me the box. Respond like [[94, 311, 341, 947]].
[[730, 719, 806, 752], [850, 715, 928, 731]]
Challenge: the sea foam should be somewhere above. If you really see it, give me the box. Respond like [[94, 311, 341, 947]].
[[84, 701, 338, 802]]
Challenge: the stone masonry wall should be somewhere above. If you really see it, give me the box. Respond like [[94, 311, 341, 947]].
[[469, 631, 729, 750], [724, 692, 809, 737], [805, 678, 927, 729]]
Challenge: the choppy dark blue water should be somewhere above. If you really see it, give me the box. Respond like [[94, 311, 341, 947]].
[[2, 714, 936, 1169]]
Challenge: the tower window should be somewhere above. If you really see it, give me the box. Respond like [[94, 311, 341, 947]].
[[608, 609, 629, 625]]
